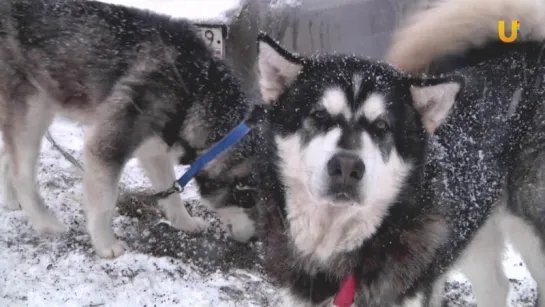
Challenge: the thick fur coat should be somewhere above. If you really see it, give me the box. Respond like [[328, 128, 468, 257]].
[[0, 0, 257, 258], [250, 0, 545, 305]]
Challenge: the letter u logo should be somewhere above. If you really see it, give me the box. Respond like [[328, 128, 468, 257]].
[[498, 20, 518, 43]]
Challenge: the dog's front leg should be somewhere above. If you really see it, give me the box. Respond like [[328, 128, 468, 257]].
[[83, 123, 132, 259], [137, 152, 208, 232]]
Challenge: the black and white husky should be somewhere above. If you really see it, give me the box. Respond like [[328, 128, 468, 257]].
[[0, 0, 257, 259], [250, 0, 545, 305], [388, 0, 545, 305]]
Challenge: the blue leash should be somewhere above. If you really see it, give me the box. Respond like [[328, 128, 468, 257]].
[[148, 122, 251, 200]]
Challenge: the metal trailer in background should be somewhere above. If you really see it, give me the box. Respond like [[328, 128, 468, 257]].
[[200, 0, 427, 100]]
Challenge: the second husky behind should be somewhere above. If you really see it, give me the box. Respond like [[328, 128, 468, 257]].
[[0, 0, 257, 258], [387, 0, 545, 305]]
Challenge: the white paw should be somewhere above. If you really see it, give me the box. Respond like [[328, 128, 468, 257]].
[[87, 216, 128, 259], [161, 202, 208, 233], [4, 199, 21, 211], [171, 215, 209, 233], [217, 206, 255, 243], [0, 153, 19, 211], [227, 218, 255, 243], [1, 177, 20, 211], [95, 240, 129, 259], [33, 213, 65, 234], [3, 183, 20, 211]]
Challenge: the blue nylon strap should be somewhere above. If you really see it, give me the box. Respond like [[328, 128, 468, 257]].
[[176, 121, 250, 188]]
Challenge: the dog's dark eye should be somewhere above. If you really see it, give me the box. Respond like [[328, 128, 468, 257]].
[[311, 109, 327, 120], [374, 119, 389, 131]]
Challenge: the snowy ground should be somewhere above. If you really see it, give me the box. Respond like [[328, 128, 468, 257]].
[[0, 119, 540, 307], [0, 119, 277, 307]]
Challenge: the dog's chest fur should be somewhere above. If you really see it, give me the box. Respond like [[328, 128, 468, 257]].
[[260, 185, 450, 306], [285, 179, 388, 267]]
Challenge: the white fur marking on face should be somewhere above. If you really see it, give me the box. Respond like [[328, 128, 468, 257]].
[[257, 41, 303, 103], [353, 73, 363, 101], [356, 93, 386, 122], [360, 132, 411, 212], [274, 127, 412, 264], [305, 128, 343, 198], [321, 87, 351, 119]]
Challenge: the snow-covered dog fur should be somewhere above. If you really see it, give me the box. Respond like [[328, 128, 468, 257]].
[[0, 0, 257, 259], [387, 0, 545, 306], [250, 3, 545, 305]]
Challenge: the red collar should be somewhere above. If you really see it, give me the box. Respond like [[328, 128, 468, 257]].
[[333, 273, 356, 307]]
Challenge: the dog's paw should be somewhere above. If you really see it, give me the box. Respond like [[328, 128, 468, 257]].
[[0, 156, 20, 211], [89, 222, 129, 259], [217, 206, 256, 243], [1, 181, 20, 211], [4, 200, 21, 211], [1, 185, 20, 211], [161, 203, 208, 233], [95, 240, 129, 259], [33, 213, 65, 234], [171, 216, 209, 233], [227, 218, 255, 243]]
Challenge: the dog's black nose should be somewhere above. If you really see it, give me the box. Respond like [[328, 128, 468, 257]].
[[327, 152, 365, 185]]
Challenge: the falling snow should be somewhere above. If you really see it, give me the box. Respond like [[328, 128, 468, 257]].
[[0, 1, 540, 306]]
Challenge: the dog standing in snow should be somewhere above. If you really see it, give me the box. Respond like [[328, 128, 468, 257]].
[[0, 0, 258, 259]]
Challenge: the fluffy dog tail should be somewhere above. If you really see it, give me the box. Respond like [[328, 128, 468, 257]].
[[386, 0, 545, 73]]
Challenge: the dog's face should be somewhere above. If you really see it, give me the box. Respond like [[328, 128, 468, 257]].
[[257, 34, 463, 210]]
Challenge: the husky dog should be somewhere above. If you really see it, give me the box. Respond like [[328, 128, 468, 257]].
[[0, 0, 257, 259], [386, 0, 545, 305], [251, 1, 545, 304]]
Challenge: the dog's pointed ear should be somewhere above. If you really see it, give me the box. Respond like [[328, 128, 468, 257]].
[[409, 76, 464, 133], [257, 32, 303, 103]]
